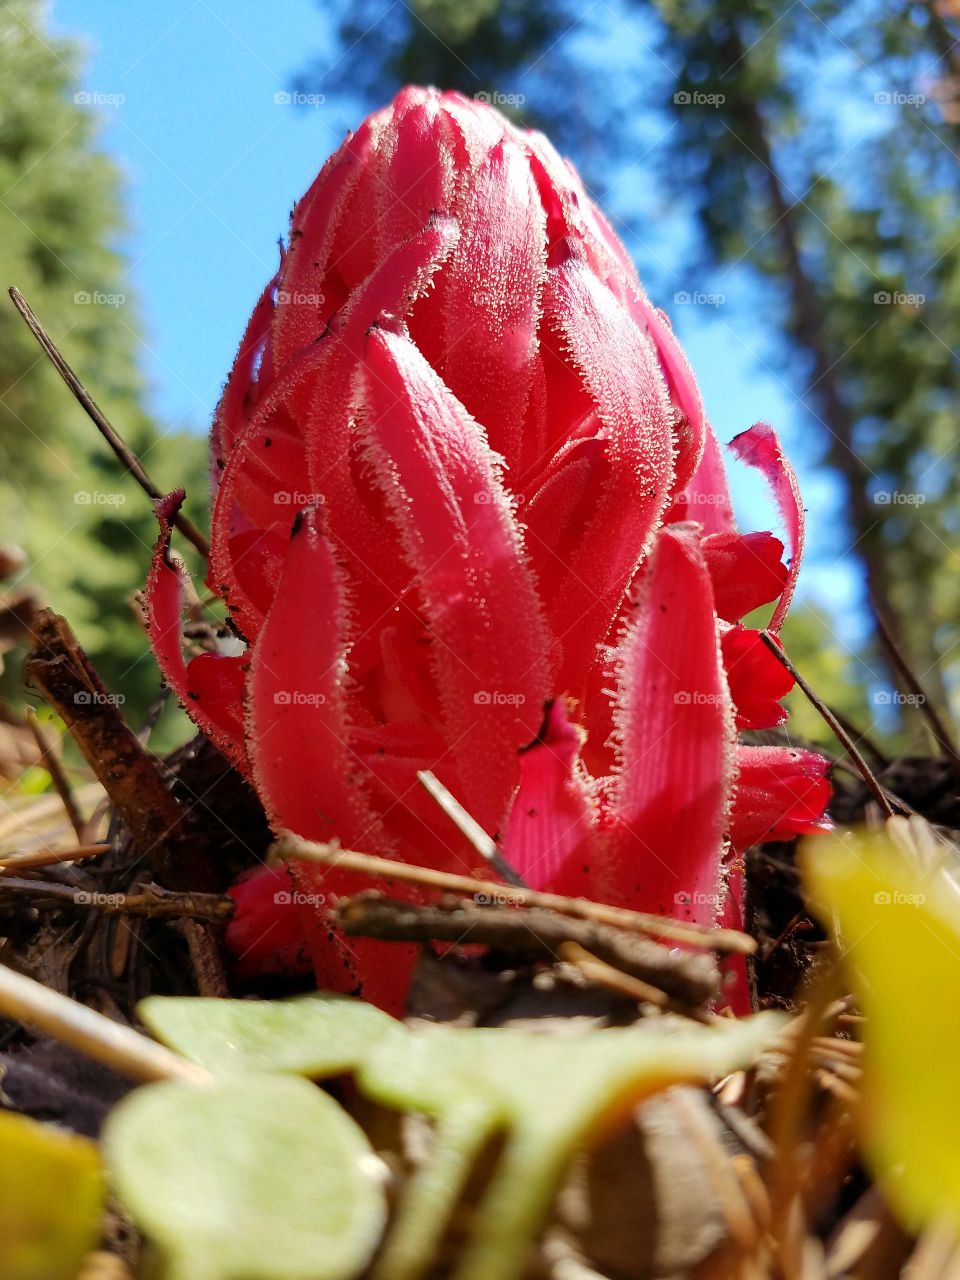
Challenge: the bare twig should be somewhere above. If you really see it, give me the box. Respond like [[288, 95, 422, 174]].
[[338, 893, 720, 1006], [0, 961, 207, 1083], [24, 609, 210, 890], [871, 597, 960, 774], [0, 842, 110, 873], [276, 831, 757, 955], [25, 708, 85, 839], [8, 287, 210, 560], [0, 877, 234, 921], [759, 631, 897, 818], [417, 769, 526, 887]]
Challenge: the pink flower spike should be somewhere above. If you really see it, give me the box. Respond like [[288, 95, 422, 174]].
[[245, 505, 418, 1012], [729, 423, 805, 632], [145, 491, 247, 770], [502, 700, 596, 897], [667, 424, 735, 533], [358, 323, 554, 832], [721, 625, 794, 730], [226, 866, 313, 981], [729, 745, 832, 849], [608, 524, 735, 922], [701, 531, 788, 624]]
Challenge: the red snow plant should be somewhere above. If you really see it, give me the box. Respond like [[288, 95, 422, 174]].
[[147, 87, 829, 1011]]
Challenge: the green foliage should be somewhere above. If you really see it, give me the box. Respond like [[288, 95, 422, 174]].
[[138, 992, 396, 1077], [104, 1072, 387, 1280], [141, 992, 784, 1280], [0, 0, 208, 737]]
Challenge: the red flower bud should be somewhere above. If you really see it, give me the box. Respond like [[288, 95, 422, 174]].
[[147, 88, 829, 1011]]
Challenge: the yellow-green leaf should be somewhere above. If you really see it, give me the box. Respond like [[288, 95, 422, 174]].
[[0, 1110, 103, 1280], [139, 992, 395, 1077], [103, 1073, 387, 1280], [358, 1014, 785, 1280], [802, 828, 960, 1232]]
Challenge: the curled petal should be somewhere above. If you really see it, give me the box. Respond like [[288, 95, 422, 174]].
[[532, 245, 676, 698], [358, 324, 554, 833], [717, 870, 751, 1015], [702, 532, 788, 624], [270, 117, 375, 367], [729, 423, 805, 631], [225, 866, 313, 980], [422, 137, 545, 470], [666, 424, 735, 534], [608, 525, 735, 922], [212, 273, 279, 481], [502, 700, 596, 897], [730, 746, 832, 849], [246, 505, 416, 1013], [208, 347, 326, 639], [722, 626, 794, 730], [145, 492, 247, 770]]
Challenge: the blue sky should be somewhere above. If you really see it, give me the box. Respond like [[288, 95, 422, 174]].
[[50, 0, 859, 628]]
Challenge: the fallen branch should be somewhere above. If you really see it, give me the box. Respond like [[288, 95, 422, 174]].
[[24, 609, 207, 889], [0, 843, 110, 873], [0, 961, 207, 1084], [276, 831, 756, 955], [338, 893, 719, 1007], [0, 877, 234, 922]]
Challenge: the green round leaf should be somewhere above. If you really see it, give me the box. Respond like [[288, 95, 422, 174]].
[[138, 993, 396, 1078], [104, 1073, 387, 1280]]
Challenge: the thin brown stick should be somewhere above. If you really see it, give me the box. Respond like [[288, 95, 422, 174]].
[[0, 961, 207, 1083], [871, 597, 960, 773], [338, 893, 720, 1005], [759, 631, 896, 818], [417, 769, 525, 887], [0, 842, 110, 873], [0, 877, 234, 921], [25, 708, 85, 839], [8, 287, 210, 560], [25, 609, 213, 891], [276, 831, 757, 955]]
